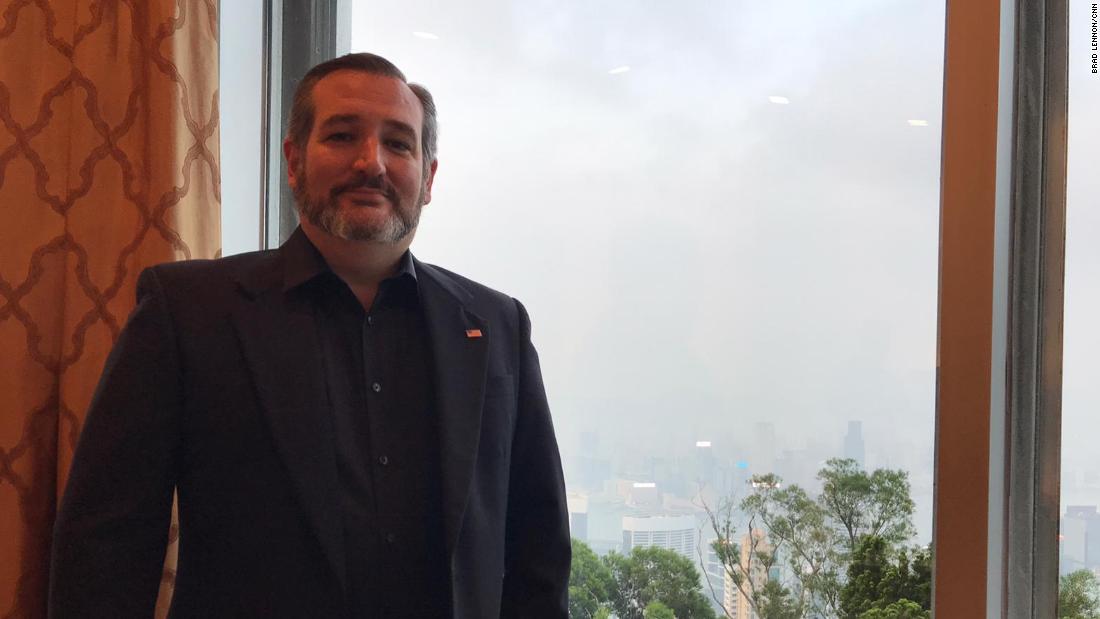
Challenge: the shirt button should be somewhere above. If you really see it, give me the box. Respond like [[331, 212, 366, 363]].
[[385, 532, 396, 544], [378, 455, 389, 466], [371, 382, 382, 393]]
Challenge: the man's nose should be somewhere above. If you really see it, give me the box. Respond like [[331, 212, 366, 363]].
[[353, 139, 385, 176]]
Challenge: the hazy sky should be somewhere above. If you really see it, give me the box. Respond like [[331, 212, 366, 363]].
[[345, 0, 1098, 528], [1061, 0, 1100, 508], [352, 0, 943, 450]]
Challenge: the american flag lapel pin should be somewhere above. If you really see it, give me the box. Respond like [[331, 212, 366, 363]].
[[465, 329, 483, 339]]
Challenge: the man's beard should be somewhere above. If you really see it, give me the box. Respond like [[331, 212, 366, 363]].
[[293, 168, 426, 244]]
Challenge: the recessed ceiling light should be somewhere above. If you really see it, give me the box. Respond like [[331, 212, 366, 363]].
[[412, 31, 439, 40], [608, 65, 631, 75], [908, 119, 929, 126], [768, 95, 790, 104], [696, 441, 712, 448]]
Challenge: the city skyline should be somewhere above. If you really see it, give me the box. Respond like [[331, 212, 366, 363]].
[[560, 419, 934, 547]]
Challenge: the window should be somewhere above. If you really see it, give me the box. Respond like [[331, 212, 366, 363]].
[[1059, 0, 1100, 590], [349, 2, 943, 616], [235, 0, 1070, 615], [218, 1, 265, 256]]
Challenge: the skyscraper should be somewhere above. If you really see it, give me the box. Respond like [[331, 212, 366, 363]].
[[1061, 505, 1100, 574], [725, 529, 774, 619], [621, 513, 697, 559]]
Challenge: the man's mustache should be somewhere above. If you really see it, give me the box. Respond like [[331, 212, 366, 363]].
[[331, 173, 397, 202]]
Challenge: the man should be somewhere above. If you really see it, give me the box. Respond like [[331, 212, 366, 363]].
[[49, 53, 570, 618]]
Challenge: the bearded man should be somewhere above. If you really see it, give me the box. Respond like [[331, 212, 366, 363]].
[[49, 53, 570, 619]]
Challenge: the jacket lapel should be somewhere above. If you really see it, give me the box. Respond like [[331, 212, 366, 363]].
[[416, 261, 490, 558], [231, 254, 346, 595]]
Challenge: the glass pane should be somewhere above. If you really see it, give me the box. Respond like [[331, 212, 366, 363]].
[[350, 2, 944, 616], [218, 1, 264, 256], [1059, 0, 1100, 606]]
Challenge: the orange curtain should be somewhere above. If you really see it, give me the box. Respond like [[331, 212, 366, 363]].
[[0, 1, 219, 616]]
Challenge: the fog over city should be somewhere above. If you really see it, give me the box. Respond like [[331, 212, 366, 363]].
[[354, 0, 946, 545], [347, 0, 1098, 550]]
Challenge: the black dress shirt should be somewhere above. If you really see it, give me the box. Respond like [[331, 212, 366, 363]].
[[282, 232, 449, 618]]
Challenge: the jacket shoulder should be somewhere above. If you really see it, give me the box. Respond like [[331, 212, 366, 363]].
[[417, 261, 517, 308], [138, 249, 280, 317], [147, 248, 278, 283]]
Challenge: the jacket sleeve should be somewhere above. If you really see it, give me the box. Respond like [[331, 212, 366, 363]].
[[49, 267, 182, 619], [500, 299, 571, 618]]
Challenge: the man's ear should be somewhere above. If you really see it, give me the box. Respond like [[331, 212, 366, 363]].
[[422, 158, 439, 205], [284, 138, 300, 190]]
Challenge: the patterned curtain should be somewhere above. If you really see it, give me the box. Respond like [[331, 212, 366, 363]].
[[0, 1, 219, 617]]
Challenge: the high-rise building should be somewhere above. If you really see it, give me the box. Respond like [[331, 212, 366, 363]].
[[699, 534, 727, 616], [574, 431, 612, 491], [626, 481, 661, 509], [1061, 505, 1100, 574], [576, 455, 612, 491], [621, 513, 697, 559], [844, 420, 865, 467], [724, 529, 774, 619], [694, 440, 717, 488], [567, 493, 589, 541], [586, 492, 633, 556]]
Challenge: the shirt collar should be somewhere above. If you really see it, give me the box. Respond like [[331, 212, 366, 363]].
[[281, 226, 418, 293]]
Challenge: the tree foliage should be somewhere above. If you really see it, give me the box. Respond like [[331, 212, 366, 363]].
[[756, 580, 803, 619], [1060, 569, 1100, 619], [730, 474, 844, 617], [643, 600, 677, 619], [839, 535, 930, 619], [570, 538, 615, 619], [818, 459, 916, 551], [858, 599, 928, 619], [840, 535, 890, 618], [704, 460, 920, 619], [605, 546, 716, 619]]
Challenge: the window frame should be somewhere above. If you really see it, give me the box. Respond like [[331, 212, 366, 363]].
[[933, 0, 1067, 617], [260, 0, 351, 249], [253, 1, 1071, 616]]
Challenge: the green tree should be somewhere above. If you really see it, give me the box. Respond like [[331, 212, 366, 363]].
[[859, 599, 928, 619], [818, 459, 916, 552], [756, 580, 803, 619], [706, 499, 788, 619], [643, 600, 677, 619], [708, 474, 843, 618], [744, 474, 845, 616], [1059, 569, 1100, 619], [704, 462, 920, 619], [604, 546, 716, 619], [840, 535, 931, 619], [569, 538, 615, 619], [878, 545, 931, 611], [840, 536, 890, 618]]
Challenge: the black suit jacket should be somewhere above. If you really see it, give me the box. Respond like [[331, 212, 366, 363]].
[[49, 234, 571, 618]]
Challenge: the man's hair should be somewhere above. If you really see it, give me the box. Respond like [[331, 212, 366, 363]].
[[286, 53, 438, 170]]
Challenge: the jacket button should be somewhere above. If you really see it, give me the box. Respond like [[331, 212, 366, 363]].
[[378, 455, 389, 465], [371, 382, 382, 393]]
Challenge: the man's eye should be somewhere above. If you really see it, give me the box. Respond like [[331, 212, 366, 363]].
[[387, 139, 413, 152], [326, 132, 355, 142]]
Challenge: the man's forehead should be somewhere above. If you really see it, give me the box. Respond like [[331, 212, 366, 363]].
[[312, 70, 423, 127]]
